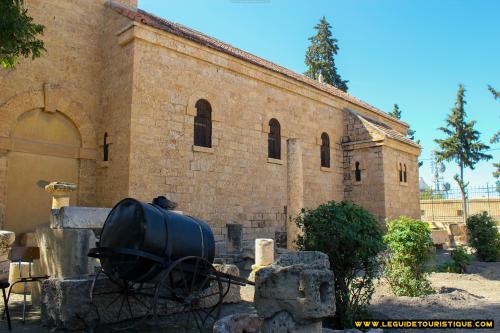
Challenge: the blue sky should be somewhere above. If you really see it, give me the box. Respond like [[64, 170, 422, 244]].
[[140, 0, 500, 188]]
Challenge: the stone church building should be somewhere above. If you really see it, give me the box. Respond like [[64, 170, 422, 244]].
[[0, 0, 420, 247]]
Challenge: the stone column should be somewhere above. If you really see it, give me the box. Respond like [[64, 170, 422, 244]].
[[44, 182, 77, 209], [286, 139, 304, 250], [0, 150, 8, 230], [255, 238, 274, 267]]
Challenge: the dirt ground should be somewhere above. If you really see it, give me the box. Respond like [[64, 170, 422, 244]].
[[369, 259, 500, 333], [0, 254, 498, 332]]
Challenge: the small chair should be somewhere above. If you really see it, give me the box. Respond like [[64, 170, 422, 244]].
[[7, 246, 49, 323], [0, 281, 11, 330]]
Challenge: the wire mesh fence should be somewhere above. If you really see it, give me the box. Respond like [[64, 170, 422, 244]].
[[420, 185, 500, 226]]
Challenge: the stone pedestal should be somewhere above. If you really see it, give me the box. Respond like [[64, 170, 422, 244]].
[[44, 182, 77, 209], [33, 206, 109, 309]]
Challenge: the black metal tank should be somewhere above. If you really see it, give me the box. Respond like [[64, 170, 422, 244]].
[[96, 197, 215, 282]]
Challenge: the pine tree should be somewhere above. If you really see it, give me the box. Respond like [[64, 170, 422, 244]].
[[304, 17, 348, 92], [389, 104, 419, 143], [488, 85, 500, 100], [435, 84, 492, 223], [0, 0, 45, 68], [388, 104, 402, 119]]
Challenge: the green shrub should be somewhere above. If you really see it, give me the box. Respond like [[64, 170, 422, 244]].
[[466, 212, 500, 262], [440, 246, 472, 273], [295, 201, 384, 328], [384, 216, 435, 297]]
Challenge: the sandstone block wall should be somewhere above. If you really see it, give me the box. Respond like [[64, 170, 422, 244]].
[[0, 0, 111, 231], [342, 109, 420, 221], [383, 146, 420, 219], [95, 8, 136, 207], [124, 30, 346, 243], [0, 151, 7, 227]]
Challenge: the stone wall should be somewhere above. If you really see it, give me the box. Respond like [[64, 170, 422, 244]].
[[342, 109, 420, 221], [343, 110, 387, 220], [124, 27, 347, 244], [383, 146, 420, 219], [343, 145, 386, 220], [0, 151, 7, 228], [95, 8, 135, 207], [0, 0, 105, 230]]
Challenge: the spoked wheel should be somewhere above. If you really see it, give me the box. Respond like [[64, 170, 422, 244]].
[[90, 269, 156, 326], [153, 256, 223, 333]]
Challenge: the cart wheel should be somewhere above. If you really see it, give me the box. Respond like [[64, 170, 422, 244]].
[[90, 268, 155, 325], [153, 256, 223, 333]]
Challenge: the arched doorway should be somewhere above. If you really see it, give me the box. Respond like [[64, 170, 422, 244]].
[[5, 109, 81, 236]]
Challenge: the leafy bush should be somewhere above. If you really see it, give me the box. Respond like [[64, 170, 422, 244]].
[[384, 216, 435, 297], [466, 212, 500, 262], [440, 246, 472, 273], [295, 201, 384, 328]]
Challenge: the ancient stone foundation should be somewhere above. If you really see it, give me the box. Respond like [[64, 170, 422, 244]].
[[36, 205, 242, 330], [0, 230, 15, 279], [254, 251, 335, 333]]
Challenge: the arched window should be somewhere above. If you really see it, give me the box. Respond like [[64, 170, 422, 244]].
[[403, 164, 407, 183], [103, 132, 109, 162], [268, 118, 281, 159], [399, 162, 403, 182], [194, 99, 212, 147], [355, 161, 361, 182], [320, 132, 330, 168]]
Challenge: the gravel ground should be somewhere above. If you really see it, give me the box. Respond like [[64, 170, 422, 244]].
[[369, 259, 500, 333]]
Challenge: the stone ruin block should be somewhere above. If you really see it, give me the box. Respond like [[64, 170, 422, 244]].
[[35, 226, 98, 279], [214, 313, 263, 333], [0, 230, 15, 280], [213, 264, 241, 304], [254, 251, 335, 333], [261, 311, 322, 333], [50, 206, 111, 229], [41, 264, 241, 330]]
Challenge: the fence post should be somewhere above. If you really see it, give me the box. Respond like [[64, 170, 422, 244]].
[[486, 183, 491, 216], [431, 191, 435, 225]]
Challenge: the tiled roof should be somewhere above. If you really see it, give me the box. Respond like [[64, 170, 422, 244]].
[[356, 113, 420, 148], [108, 1, 407, 128]]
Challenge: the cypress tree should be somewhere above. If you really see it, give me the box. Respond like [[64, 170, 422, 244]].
[[488, 85, 499, 179], [304, 17, 348, 92], [435, 84, 492, 223]]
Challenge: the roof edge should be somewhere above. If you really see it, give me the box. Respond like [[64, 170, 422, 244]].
[[107, 0, 409, 129]]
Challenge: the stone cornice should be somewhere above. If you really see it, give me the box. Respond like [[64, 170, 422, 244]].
[[115, 22, 409, 134]]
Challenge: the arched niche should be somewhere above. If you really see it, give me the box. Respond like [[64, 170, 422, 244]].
[[5, 109, 81, 236]]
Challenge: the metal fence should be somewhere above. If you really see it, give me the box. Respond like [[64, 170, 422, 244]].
[[420, 185, 500, 226]]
